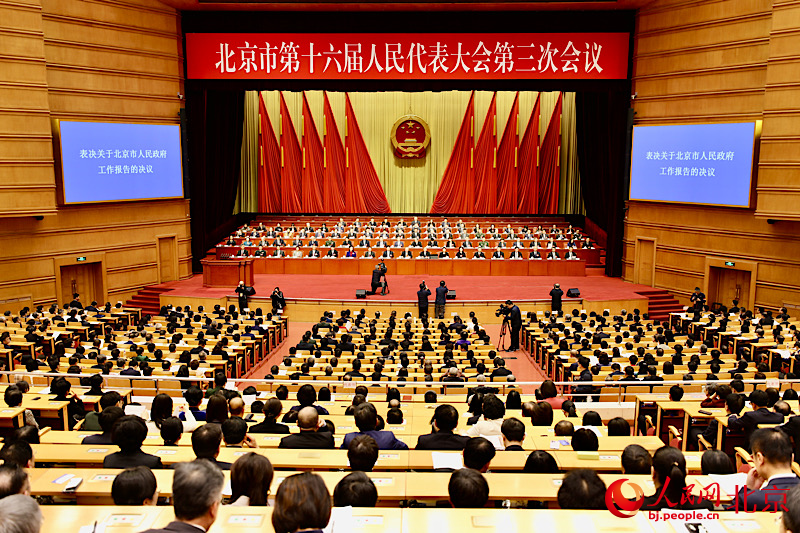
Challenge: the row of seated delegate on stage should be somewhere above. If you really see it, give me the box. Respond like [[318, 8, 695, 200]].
[[228, 245, 584, 260], [224, 235, 595, 250], [233, 218, 587, 238]]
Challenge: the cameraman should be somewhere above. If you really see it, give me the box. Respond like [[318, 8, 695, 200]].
[[504, 299, 522, 352], [370, 263, 387, 295], [417, 281, 431, 319]]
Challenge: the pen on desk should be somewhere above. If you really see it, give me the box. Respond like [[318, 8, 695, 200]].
[[91, 520, 97, 533]]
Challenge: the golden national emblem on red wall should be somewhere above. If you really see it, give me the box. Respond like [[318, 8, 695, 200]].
[[391, 114, 430, 159]]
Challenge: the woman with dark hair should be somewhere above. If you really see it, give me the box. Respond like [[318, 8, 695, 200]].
[[523, 450, 559, 473], [205, 393, 229, 425], [466, 393, 484, 425], [272, 472, 331, 533], [250, 398, 290, 434], [561, 400, 578, 418], [700, 449, 734, 475], [50, 376, 85, 429], [147, 393, 174, 433], [531, 402, 554, 426], [537, 380, 565, 409], [175, 364, 191, 389], [641, 446, 714, 510], [230, 452, 274, 506], [505, 390, 522, 410]]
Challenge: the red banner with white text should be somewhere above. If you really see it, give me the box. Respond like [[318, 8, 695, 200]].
[[186, 33, 629, 80]]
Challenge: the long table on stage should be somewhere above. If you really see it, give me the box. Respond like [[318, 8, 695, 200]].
[[216, 244, 601, 266], [204, 257, 586, 277]]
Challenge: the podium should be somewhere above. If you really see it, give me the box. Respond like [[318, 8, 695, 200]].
[[201, 258, 254, 288]]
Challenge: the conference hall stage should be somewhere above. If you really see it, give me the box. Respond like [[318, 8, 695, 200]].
[[152, 272, 656, 323]]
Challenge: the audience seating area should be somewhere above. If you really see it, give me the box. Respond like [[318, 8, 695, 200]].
[[1, 300, 798, 532]]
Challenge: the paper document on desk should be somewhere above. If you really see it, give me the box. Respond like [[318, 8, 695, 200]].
[[432, 452, 464, 470], [125, 404, 147, 418], [708, 473, 747, 497], [484, 434, 504, 450], [324, 506, 353, 533]]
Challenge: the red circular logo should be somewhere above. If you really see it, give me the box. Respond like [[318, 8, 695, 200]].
[[391, 115, 430, 159], [605, 478, 645, 518]]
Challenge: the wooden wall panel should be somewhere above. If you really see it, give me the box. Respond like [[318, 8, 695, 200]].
[[0, 0, 56, 216], [0, 0, 190, 314], [626, 0, 800, 310], [756, 2, 800, 219]]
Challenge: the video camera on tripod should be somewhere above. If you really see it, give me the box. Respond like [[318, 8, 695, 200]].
[[495, 305, 511, 349]]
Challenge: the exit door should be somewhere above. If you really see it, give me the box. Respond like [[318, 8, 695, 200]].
[[708, 266, 751, 311], [60, 263, 102, 307]]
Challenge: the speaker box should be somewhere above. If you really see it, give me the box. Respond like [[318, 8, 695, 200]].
[[355, 290, 367, 299], [566, 288, 580, 297], [446, 289, 456, 300]]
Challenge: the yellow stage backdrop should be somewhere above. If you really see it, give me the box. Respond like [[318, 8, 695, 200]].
[[237, 90, 582, 215]]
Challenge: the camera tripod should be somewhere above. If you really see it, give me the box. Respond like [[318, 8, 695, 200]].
[[498, 319, 508, 350]]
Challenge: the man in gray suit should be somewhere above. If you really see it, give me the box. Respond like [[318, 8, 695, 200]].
[[138, 460, 224, 533]]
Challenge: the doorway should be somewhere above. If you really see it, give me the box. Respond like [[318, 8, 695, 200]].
[[59, 263, 103, 307], [157, 235, 178, 283], [708, 266, 751, 311], [634, 237, 656, 286]]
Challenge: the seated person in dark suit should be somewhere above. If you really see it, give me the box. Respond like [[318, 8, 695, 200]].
[[279, 407, 335, 449], [415, 404, 470, 450], [727, 428, 800, 511], [82, 406, 124, 445], [103, 415, 163, 469], [340, 403, 409, 450], [191, 423, 232, 470], [110, 466, 159, 506], [347, 434, 379, 472], [271, 248, 286, 257], [138, 460, 224, 533], [449, 468, 489, 508], [290, 384, 330, 416], [491, 247, 505, 259], [438, 249, 450, 258], [325, 247, 338, 258], [253, 246, 267, 257], [249, 398, 290, 434], [728, 389, 784, 449], [546, 249, 561, 260], [500, 418, 525, 451], [472, 250, 486, 259]]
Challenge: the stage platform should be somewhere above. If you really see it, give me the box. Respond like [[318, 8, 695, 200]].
[[154, 273, 655, 324]]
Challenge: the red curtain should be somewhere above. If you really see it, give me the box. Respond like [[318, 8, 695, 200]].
[[257, 93, 281, 212], [301, 93, 324, 213], [538, 93, 562, 214], [517, 95, 540, 214], [344, 94, 391, 214], [496, 93, 519, 214], [473, 93, 498, 214], [279, 93, 303, 213], [430, 92, 475, 214], [322, 92, 346, 213]]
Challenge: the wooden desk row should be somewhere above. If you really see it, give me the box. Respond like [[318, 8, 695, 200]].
[[31, 444, 705, 473], [207, 256, 588, 277], [40, 506, 777, 533], [28, 468, 726, 505]]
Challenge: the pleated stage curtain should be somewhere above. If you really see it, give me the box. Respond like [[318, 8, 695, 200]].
[[257, 93, 282, 213], [279, 93, 303, 213], [496, 93, 519, 214], [517, 95, 540, 214], [345, 94, 392, 214], [473, 93, 497, 214], [322, 93, 346, 213], [538, 93, 562, 214], [429, 92, 475, 214], [301, 93, 324, 213]]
